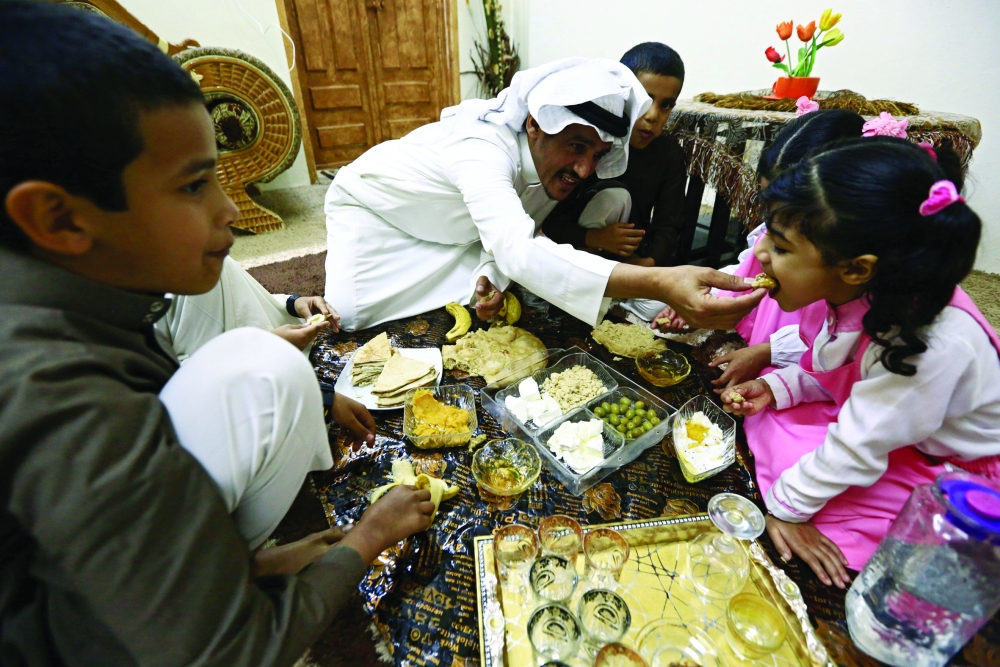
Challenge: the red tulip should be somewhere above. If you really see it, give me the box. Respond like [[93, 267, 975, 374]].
[[797, 21, 817, 41], [765, 46, 785, 63], [776, 21, 793, 40]]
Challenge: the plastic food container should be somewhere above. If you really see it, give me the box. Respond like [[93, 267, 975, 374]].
[[586, 385, 673, 455], [534, 407, 626, 495], [403, 384, 478, 449], [494, 352, 617, 436], [670, 395, 736, 483]]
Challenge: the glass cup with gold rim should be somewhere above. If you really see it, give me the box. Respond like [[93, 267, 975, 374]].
[[493, 523, 538, 597], [583, 528, 630, 590]]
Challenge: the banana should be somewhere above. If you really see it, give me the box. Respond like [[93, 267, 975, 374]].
[[503, 292, 521, 325], [445, 302, 472, 341]]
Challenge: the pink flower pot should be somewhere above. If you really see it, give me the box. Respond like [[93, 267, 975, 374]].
[[771, 77, 820, 99]]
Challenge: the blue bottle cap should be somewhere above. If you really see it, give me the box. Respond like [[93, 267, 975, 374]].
[[940, 478, 1000, 540]]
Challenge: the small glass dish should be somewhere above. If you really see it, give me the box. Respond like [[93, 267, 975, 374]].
[[493, 523, 538, 596], [670, 395, 736, 483], [472, 438, 542, 496], [594, 643, 647, 667], [528, 604, 583, 663], [636, 619, 721, 667], [726, 593, 787, 659], [530, 555, 578, 604], [403, 384, 478, 449], [635, 349, 691, 387]]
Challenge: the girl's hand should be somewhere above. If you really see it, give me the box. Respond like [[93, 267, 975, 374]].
[[332, 392, 376, 448], [720, 379, 774, 416], [650, 305, 688, 332], [766, 515, 851, 588], [272, 321, 328, 350], [710, 343, 772, 389], [293, 296, 340, 333]]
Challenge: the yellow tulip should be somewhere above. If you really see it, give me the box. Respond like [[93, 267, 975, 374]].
[[820, 8, 842, 31], [822, 28, 845, 46]]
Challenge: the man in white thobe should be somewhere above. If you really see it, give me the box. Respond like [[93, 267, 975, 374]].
[[324, 58, 763, 331]]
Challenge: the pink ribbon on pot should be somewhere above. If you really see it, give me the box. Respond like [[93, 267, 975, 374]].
[[919, 180, 965, 217]]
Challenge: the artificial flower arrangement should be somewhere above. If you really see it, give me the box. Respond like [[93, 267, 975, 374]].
[[766, 8, 844, 77]]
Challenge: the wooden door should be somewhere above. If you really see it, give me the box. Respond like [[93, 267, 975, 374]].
[[280, 0, 458, 169]]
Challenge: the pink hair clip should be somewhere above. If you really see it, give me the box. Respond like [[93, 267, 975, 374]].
[[796, 96, 820, 117], [919, 180, 965, 216], [918, 141, 937, 161], [862, 111, 909, 139]]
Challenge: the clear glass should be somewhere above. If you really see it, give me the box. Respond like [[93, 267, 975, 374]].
[[527, 604, 582, 663], [725, 593, 787, 659], [635, 349, 692, 387], [471, 438, 541, 497], [688, 493, 765, 600], [493, 523, 538, 597], [583, 528, 630, 590], [636, 619, 721, 667], [577, 589, 631, 646], [530, 555, 578, 605], [538, 515, 583, 565]]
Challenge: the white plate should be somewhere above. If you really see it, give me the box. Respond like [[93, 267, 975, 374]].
[[335, 347, 444, 411]]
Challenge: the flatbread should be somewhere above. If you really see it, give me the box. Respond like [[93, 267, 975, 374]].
[[592, 320, 667, 358], [372, 354, 435, 394], [353, 332, 392, 365], [371, 370, 437, 399], [442, 326, 547, 385]]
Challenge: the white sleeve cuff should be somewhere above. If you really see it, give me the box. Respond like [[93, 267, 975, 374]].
[[762, 372, 794, 410], [765, 486, 812, 523], [769, 325, 807, 368]]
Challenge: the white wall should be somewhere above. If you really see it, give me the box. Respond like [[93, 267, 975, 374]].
[[119, 0, 311, 190], [501, 0, 1000, 273]]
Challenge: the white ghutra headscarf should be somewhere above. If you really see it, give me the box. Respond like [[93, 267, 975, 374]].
[[477, 58, 651, 179]]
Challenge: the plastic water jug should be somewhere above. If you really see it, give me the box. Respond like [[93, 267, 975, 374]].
[[846, 471, 1000, 667]]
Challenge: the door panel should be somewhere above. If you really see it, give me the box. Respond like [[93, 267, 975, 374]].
[[283, 0, 457, 169]]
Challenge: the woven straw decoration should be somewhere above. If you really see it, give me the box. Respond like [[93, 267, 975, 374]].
[[174, 48, 302, 234]]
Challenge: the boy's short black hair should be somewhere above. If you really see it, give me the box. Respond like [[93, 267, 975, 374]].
[[0, 0, 206, 251], [620, 42, 685, 83]]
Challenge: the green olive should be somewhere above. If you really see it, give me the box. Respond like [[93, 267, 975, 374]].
[[634, 401, 645, 411], [629, 428, 643, 439], [634, 408, 647, 418], [610, 404, 620, 415], [594, 406, 606, 418], [646, 410, 657, 421], [625, 409, 636, 420], [649, 415, 661, 426], [619, 397, 632, 408], [631, 419, 642, 429], [642, 421, 653, 432], [601, 401, 612, 412], [616, 423, 628, 434], [609, 414, 621, 426]]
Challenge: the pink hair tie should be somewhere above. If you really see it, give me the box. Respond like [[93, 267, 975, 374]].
[[918, 141, 937, 161], [919, 180, 964, 216], [862, 111, 909, 138], [796, 96, 820, 117]]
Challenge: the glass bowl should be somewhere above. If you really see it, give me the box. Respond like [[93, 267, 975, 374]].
[[726, 593, 787, 659], [635, 349, 691, 387], [472, 438, 541, 496], [636, 619, 721, 667], [403, 384, 477, 449], [670, 395, 736, 483]]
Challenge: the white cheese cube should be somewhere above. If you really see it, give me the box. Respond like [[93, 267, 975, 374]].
[[518, 377, 540, 399], [505, 396, 528, 423]]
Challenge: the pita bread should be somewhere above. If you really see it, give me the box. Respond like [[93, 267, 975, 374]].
[[371, 370, 437, 399], [372, 354, 435, 394], [353, 332, 392, 365]]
